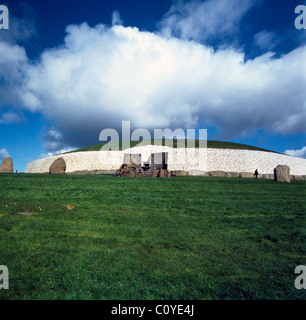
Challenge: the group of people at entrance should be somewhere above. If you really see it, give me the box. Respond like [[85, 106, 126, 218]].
[[114, 167, 162, 177], [137, 167, 161, 177]]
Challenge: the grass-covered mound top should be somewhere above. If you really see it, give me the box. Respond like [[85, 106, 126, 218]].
[[64, 139, 279, 154]]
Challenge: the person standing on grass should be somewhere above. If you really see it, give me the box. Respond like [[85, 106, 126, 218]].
[[254, 169, 259, 179]]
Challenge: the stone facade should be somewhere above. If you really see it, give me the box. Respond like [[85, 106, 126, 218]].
[[25, 145, 306, 176]]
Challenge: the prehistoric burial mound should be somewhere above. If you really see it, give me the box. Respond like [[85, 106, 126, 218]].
[[25, 140, 306, 176]]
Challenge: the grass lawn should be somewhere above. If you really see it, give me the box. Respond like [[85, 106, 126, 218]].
[[0, 173, 305, 300]]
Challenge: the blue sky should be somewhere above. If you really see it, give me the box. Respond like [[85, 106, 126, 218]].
[[0, 0, 305, 172]]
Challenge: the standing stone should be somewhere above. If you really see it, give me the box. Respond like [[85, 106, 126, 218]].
[[274, 165, 291, 183], [0, 157, 13, 173], [49, 158, 66, 174]]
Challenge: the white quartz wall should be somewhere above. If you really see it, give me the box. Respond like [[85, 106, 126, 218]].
[[25, 146, 306, 175], [206, 149, 305, 175]]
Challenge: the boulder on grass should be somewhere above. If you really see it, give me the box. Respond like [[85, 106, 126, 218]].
[[49, 158, 66, 174], [209, 171, 226, 177], [274, 165, 290, 183], [239, 172, 254, 178], [159, 169, 168, 178], [292, 175, 304, 181], [261, 174, 274, 180], [225, 172, 240, 178], [119, 163, 137, 177], [232, 172, 240, 178], [188, 170, 209, 176], [69, 170, 89, 175], [171, 170, 188, 176], [102, 170, 117, 175], [0, 157, 13, 173]]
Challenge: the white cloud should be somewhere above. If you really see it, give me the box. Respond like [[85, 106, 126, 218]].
[[0, 41, 28, 109], [0, 148, 10, 160], [0, 8, 305, 153], [40, 147, 75, 159], [158, 0, 257, 43], [17, 22, 306, 151], [0, 3, 36, 112], [284, 146, 306, 159], [253, 30, 279, 51], [0, 111, 24, 124], [41, 127, 66, 152], [112, 10, 124, 26]]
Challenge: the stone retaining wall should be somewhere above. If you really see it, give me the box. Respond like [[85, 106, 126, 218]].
[[25, 146, 306, 176]]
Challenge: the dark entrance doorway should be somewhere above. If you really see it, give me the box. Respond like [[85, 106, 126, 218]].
[[151, 152, 168, 170]]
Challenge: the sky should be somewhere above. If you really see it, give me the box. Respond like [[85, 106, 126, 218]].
[[0, 0, 305, 172]]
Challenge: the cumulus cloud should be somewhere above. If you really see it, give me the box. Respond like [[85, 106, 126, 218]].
[[284, 146, 306, 159], [0, 148, 10, 160], [158, 0, 257, 43], [15, 22, 306, 151], [0, 2, 305, 154]]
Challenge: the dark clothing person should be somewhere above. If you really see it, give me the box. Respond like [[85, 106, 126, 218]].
[[254, 169, 259, 179]]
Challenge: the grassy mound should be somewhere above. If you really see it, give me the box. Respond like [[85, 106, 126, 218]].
[[64, 139, 279, 154]]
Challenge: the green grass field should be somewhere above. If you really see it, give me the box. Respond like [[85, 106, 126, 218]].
[[0, 173, 305, 300]]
